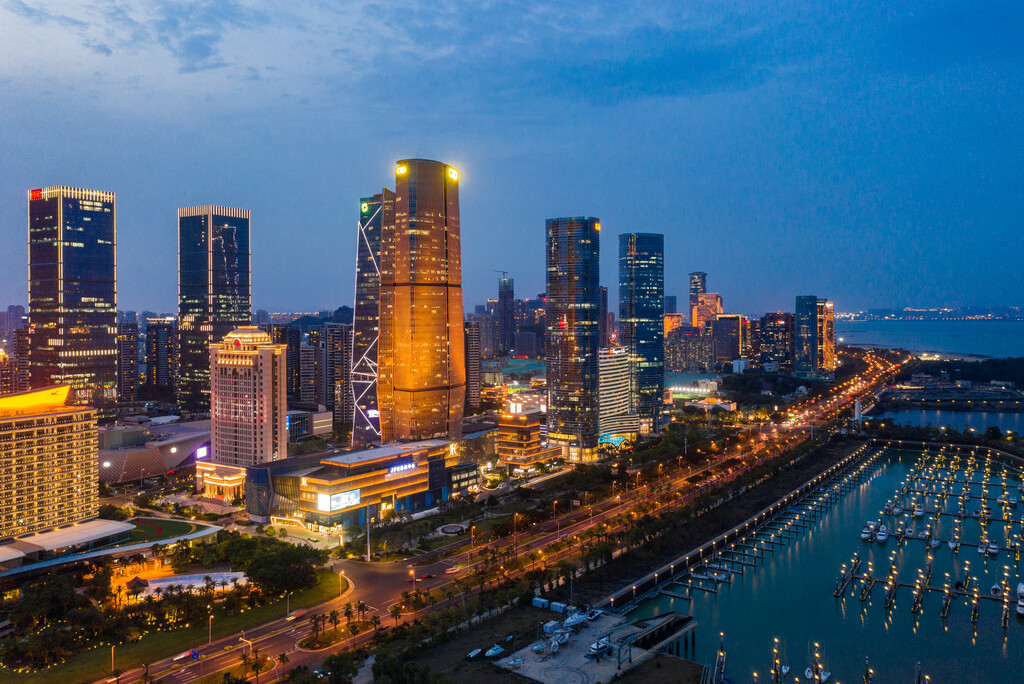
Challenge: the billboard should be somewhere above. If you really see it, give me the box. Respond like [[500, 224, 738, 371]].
[[317, 488, 361, 512]]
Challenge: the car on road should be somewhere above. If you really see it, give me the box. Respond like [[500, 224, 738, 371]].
[[420, 573, 435, 579], [445, 567, 459, 574]]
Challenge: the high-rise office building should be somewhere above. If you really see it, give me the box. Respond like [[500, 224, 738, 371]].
[[464, 321, 481, 408], [759, 313, 794, 370], [0, 350, 14, 396], [28, 187, 118, 406], [10, 327, 30, 394], [298, 343, 317, 404], [598, 346, 640, 439], [145, 317, 178, 392], [178, 206, 251, 411], [688, 272, 707, 309], [545, 216, 601, 462], [691, 292, 724, 330], [1, 305, 26, 344], [261, 324, 302, 399], [599, 286, 609, 347], [618, 233, 664, 431], [665, 331, 716, 372], [0, 386, 98, 540], [352, 190, 394, 447], [378, 159, 465, 443], [664, 295, 677, 315], [711, 314, 746, 363], [209, 327, 287, 467], [469, 312, 498, 360], [795, 296, 836, 378], [497, 276, 515, 356], [322, 323, 353, 426], [117, 322, 139, 402]]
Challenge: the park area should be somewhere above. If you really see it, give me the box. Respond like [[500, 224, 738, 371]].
[[126, 516, 204, 543]]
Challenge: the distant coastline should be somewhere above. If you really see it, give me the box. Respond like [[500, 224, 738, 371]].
[[836, 319, 1024, 360]]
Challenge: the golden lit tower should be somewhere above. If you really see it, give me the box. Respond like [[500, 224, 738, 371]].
[[378, 159, 465, 443]]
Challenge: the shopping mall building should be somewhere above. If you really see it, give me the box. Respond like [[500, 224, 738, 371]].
[[245, 439, 464, 533]]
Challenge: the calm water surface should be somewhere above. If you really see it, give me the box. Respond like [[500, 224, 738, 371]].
[[872, 410, 1024, 434], [629, 450, 1024, 683], [836, 320, 1024, 358]]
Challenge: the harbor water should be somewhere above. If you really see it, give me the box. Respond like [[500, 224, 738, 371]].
[[627, 448, 1024, 683], [871, 410, 1024, 434], [836, 320, 1024, 359]]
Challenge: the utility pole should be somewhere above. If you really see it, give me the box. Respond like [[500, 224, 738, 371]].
[[366, 505, 371, 561]]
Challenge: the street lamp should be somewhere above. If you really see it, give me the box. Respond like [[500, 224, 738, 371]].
[[208, 614, 213, 645]]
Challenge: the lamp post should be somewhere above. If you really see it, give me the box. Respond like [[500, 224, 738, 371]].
[[208, 614, 213, 645], [111, 644, 116, 674]]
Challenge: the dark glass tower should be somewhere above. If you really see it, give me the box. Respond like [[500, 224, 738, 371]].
[[688, 272, 707, 307], [497, 276, 515, 355], [378, 159, 465, 443], [28, 186, 118, 406], [794, 295, 819, 378], [619, 233, 664, 431], [351, 189, 394, 447], [177, 206, 251, 411], [545, 216, 600, 462]]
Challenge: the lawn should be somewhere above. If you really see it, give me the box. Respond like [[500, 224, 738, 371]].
[[1, 570, 344, 684], [126, 517, 202, 543]]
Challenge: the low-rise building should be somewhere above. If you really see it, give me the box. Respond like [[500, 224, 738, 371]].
[[497, 410, 561, 474], [245, 440, 459, 533]]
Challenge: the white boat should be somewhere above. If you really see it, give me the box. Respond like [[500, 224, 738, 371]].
[[586, 608, 603, 620], [892, 503, 903, 515], [806, 667, 814, 679], [821, 671, 831, 682], [991, 584, 1002, 597], [875, 525, 889, 543], [948, 540, 957, 551], [555, 631, 570, 644], [914, 504, 925, 517], [467, 648, 482, 660], [1010, 498, 1018, 508], [904, 526, 914, 538], [531, 641, 548, 652], [550, 639, 560, 654], [485, 644, 505, 658], [563, 611, 588, 628], [988, 542, 999, 555], [506, 657, 525, 669], [860, 524, 874, 541], [1017, 583, 1024, 616], [930, 539, 941, 549], [587, 637, 611, 656], [978, 543, 988, 555]]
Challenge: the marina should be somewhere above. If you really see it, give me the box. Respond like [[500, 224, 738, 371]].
[[621, 442, 1024, 683]]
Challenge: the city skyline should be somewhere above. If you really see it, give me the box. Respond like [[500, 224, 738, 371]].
[[2, 3, 1022, 314]]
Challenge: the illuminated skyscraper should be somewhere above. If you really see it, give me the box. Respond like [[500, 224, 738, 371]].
[[209, 327, 287, 467], [378, 159, 465, 443], [322, 323, 353, 425], [618, 233, 664, 431], [760, 313, 795, 369], [545, 216, 601, 462], [464, 320, 481, 408], [117, 321, 139, 402], [691, 292, 723, 330], [497, 276, 515, 355], [352, 190, 394, 447], [795, 296, 836, 378], [177, 206, 251, 411], [145, 317, 178, 393], [598, 346, 639, 439], [688, 272, 707, 309], [28, 187, 118, 406]]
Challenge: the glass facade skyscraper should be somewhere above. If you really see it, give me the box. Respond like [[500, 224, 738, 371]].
[[795, 295, 836, 378], [352, 190, 393, 446], [545, 216, 600, 461], [378, 159, 465, 443], [28, 186, 118, 406], [177, 206, 251, 411], [497, 276, 515, 355], [618, 233, 664, 431]]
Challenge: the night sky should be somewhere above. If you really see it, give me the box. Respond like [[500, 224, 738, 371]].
[[1, 1, 1022, 315]]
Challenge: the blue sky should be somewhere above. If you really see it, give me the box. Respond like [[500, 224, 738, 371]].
[[1, 1, 1021, 315]]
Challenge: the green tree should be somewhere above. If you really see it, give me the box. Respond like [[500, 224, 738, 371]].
[[322, 652, 359, 684]]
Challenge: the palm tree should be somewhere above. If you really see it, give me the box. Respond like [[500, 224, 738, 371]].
[[250, 645, 262, 684], [309, 613, 321, 640], [371, 614, 381, 632], [356, 600, 367, 621], [329, 608, 340, 633], [390, 604, 402, 626], [343, 602, 354, 626], [275, 652, 289, 680], [238, 649, 251, 678], [443, 585, 454, 606]]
